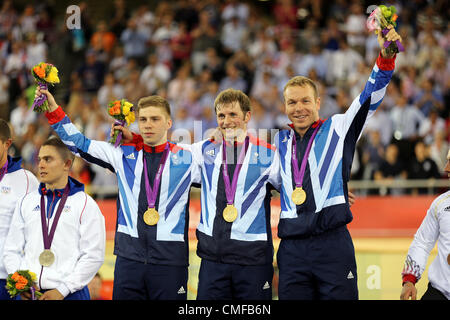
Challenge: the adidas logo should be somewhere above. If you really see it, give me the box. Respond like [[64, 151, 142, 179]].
[[444, 206, 450, 211], [126, 153, 136, 160], [33, 205, 40, 211], [206, 149, 215, 156], [177, 286, 186, 294], [263, 281, 270, 290], [347, 271, 354, 279]]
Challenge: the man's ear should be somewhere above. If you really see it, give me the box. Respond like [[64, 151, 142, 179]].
[[4, 138, 12, 149], [64, 158, 73, 171], [244, 111, 251, 123], [315, 97, 321, 111]]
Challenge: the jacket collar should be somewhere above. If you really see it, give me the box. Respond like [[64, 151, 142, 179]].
[[124, 134, 181, 153], [5, 155, 23, 174], [289, 119, 325, 138], [38, 176, 85, 197]]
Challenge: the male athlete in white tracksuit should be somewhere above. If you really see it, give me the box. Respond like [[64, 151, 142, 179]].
[[401, 149, 450, 300], [0, 119, 39, 300], [3, 137, 105, 300]]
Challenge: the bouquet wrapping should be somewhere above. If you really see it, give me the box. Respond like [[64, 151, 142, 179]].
[[31, 62, 60, 112], [366, 5, 404, 55], [5, 270, 42, 300], [108, 99, 135, 147]]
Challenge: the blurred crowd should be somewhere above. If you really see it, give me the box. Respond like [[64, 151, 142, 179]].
[[0, 0, 448, 197]]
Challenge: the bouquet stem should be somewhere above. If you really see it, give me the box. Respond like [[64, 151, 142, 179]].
[[32, 82, 49, 112], [110, 120, 126, 147]]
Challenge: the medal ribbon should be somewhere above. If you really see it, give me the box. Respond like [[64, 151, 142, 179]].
[[40, 184, 70, 251], [222, 136, 249, 205], [143, 143, 170, 209], [291, 123, 322, 188], [0, 159, 8, 183]]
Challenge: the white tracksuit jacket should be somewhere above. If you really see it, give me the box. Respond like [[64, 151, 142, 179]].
[[402, 190, 450, 299], [3, 177, 105, 297]]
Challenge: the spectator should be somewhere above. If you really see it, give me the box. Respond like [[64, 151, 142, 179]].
[[120, 17, 149, 67], [97, 73, 124, 107], [123, 69, 147, 106], [108, 0, 130, 36], [327, 38, 363, 84], [414, 78, 444, 117], [0, 70, 9, 120], [170, 22, 193, 73], [429, 131, 449, 175], [25, 32, 47, 69], [9, 95, 36, 139], [390, 95, 424, 142], [273, 0, 298, 30], [19, 5, 38, 36], [139, 53, 171, 96], [221, 0, 249, 24], [76, 51, 106, 94], [108, 46, 128, 79], [4, 42, 26, 106], [374, 143, 407, 196], [407, 141, 441, 194], [167, 62, 196, 112], [218, 62, 247, 93], [221, 15, 248, 56], [419, 108, 446, 145], [365, 104, 393, 147], [344, 2, 366, 55], [0, 0, 17, 39], [190, 9, 221, 75], [90, 20, 117, 55]]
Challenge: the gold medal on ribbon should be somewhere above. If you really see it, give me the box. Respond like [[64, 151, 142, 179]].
[[223, 204, 238, 223], [39, 249, 55, 267], [143, 207, 159, 226], [292, 187, 307, 205]]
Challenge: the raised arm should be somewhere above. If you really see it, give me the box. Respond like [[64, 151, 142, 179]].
[[37, 87, 120, 171], [336, 25, 402, 140]]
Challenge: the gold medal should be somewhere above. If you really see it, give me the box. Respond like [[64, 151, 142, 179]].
[[143, 207, 159, 226], [292, 187, 306, 205], [223, 204, 238, 222], [39, 249, 55, 267]]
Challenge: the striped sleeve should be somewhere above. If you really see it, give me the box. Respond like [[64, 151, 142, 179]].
[[335, 53, 395, 138], [45, 106, 119, 171]]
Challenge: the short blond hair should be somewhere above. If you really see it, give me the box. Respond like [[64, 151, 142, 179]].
[[214, 88, 251, 114], [137, 95, 171, 118], [283, 76, 319, 100]]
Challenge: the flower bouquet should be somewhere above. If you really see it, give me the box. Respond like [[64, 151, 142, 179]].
[[108, 99, 135, 147], [366, 5, 404, 55], [5, 270, 42, 300], [31, 62, 60, 112]]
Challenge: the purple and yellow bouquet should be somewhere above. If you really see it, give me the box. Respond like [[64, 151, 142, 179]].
[[367, 5, 404, 55]]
